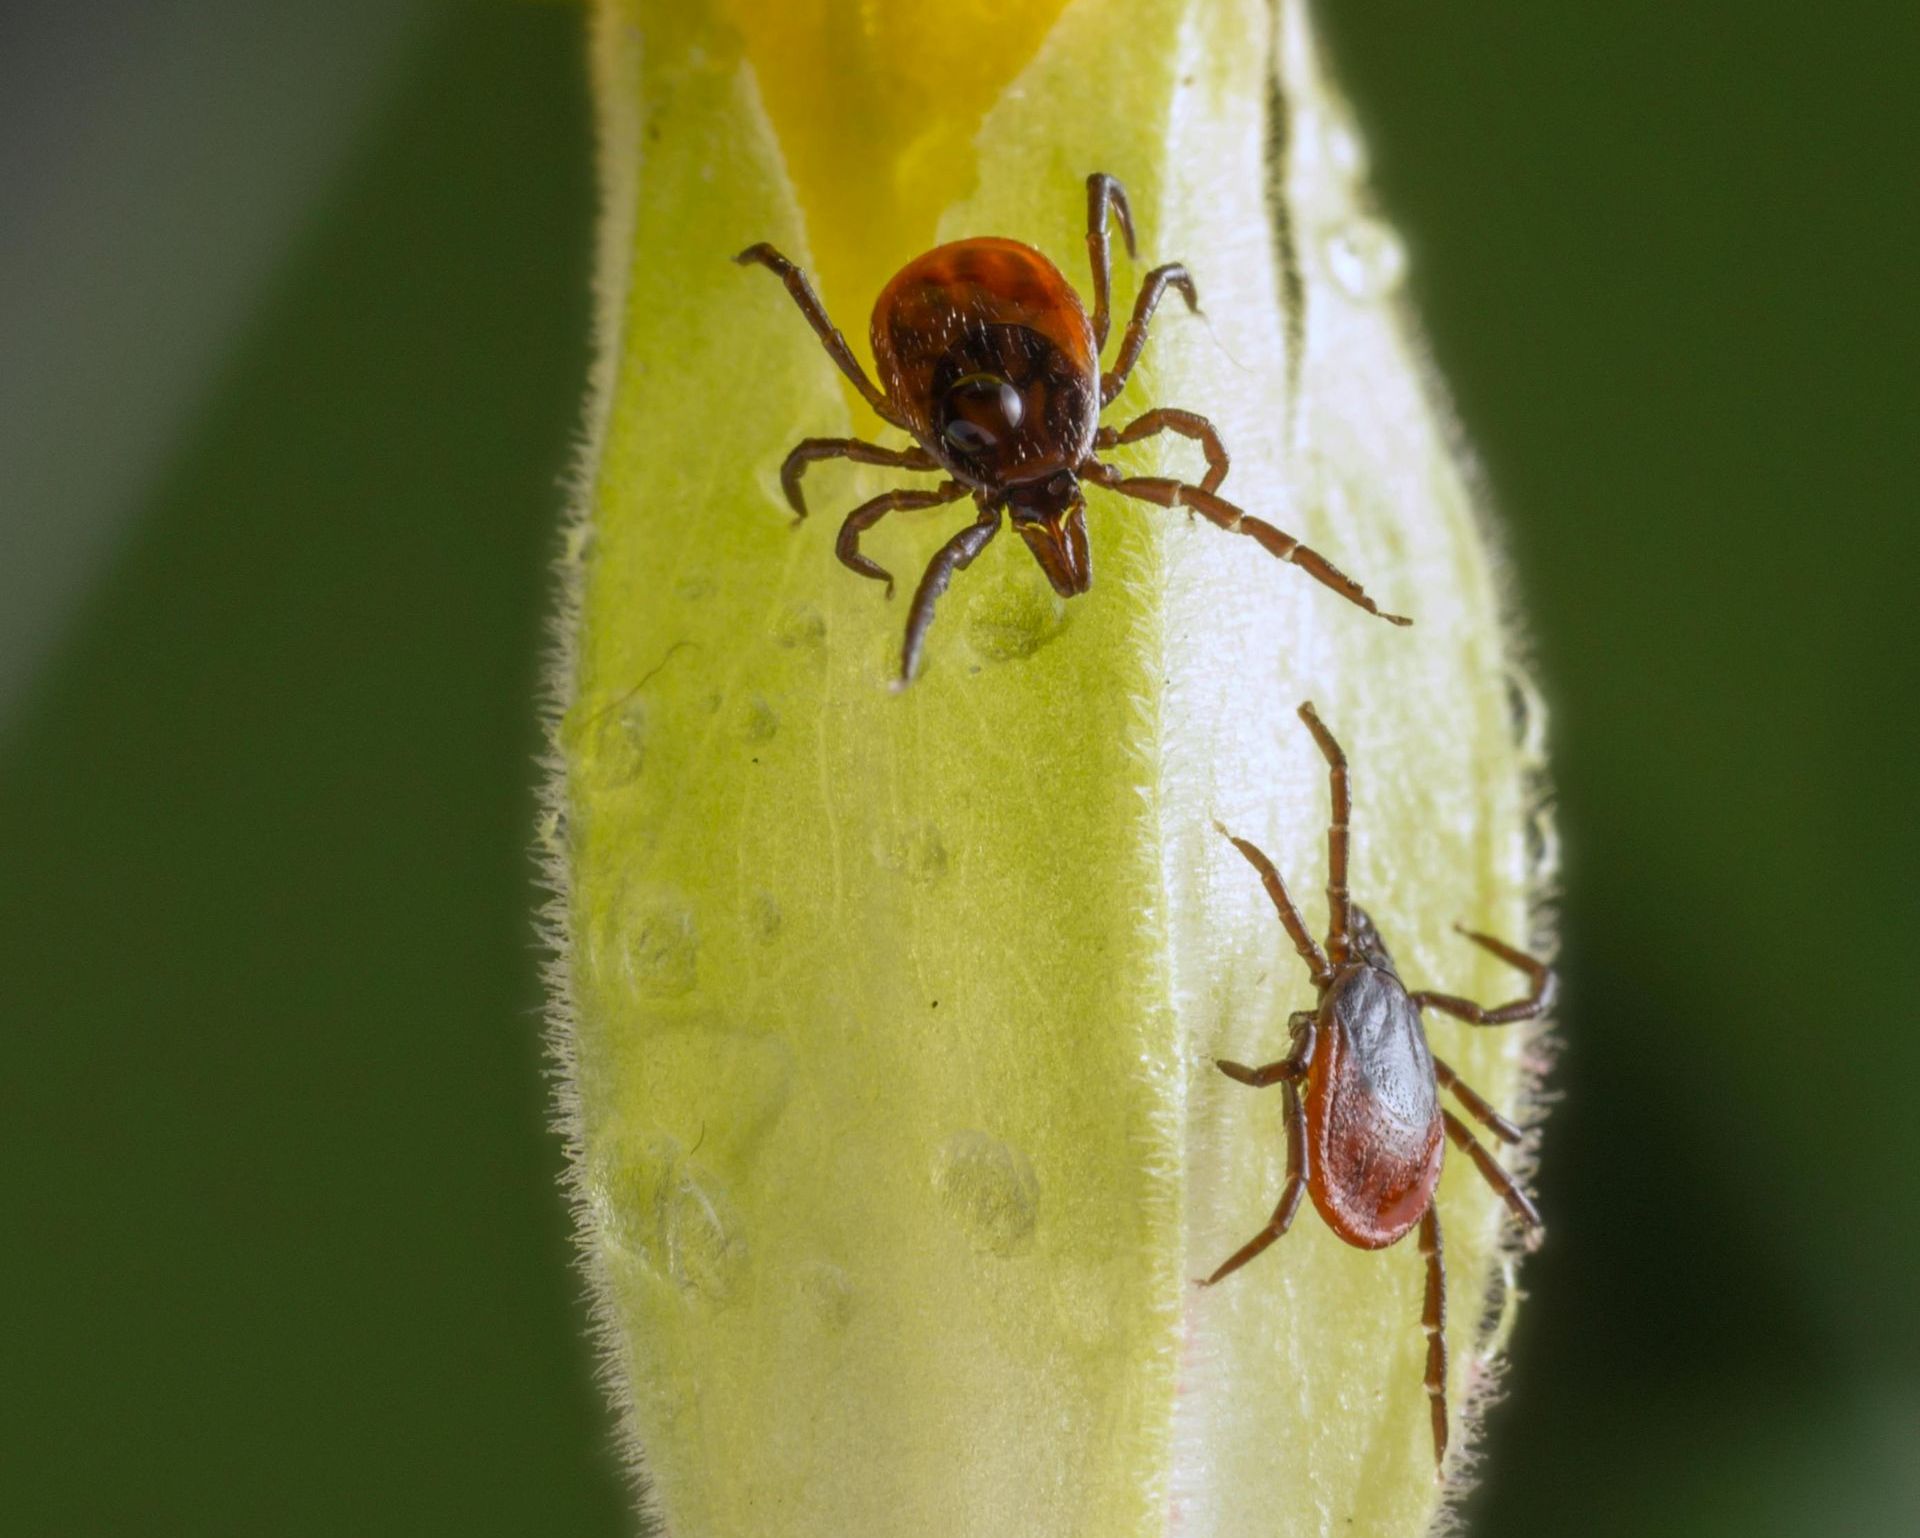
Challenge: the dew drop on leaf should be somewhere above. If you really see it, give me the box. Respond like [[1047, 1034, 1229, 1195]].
[[1524, 806, 1562, 887], [737, 692, 780, 743], [965, 568, 1069, 663], [592, 1133, 750, 1305], [878, 821, 949, 886], [936, 1130, 1040, 1258], [797, 1260, 856, 1332], [563, 691, 648, 789], [1323, 217, 1407, 300], [774, 601, 828, 649], [749, 890, 783, 944], [594, 883, 699, 999]]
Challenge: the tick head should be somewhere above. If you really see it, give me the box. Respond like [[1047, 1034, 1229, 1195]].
[[1006, 471, 1091, 596], [1347, 905, 1399, 976]]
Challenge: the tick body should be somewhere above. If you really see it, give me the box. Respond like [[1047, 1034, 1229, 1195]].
[[738, 175, 1411, 683], [1204, 702, 1555, 1466]]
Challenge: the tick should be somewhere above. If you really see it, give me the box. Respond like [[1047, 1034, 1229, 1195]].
[[1203, 701, 1554, 1465], [737, 174, 1410, 684]]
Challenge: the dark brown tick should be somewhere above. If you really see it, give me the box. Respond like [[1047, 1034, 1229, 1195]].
[[1203, 701, 1554, 1467], [737, 174, 1410, 684]]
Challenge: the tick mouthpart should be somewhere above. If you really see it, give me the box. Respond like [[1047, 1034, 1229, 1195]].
[[1006, 473, 1091, 597], [1013, 501, 1091, 597]]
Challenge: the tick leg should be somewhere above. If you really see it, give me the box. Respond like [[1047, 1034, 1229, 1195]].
[[736, 244, 907, 428], [1097, 408, 1229, 494], [1085, 172, 1137, 353], [780, 438, 938, 520], [1419, 1205, 1450, 1465], [1086, 466, 1413, 627], [1294, 701, 1356, 968], [1412, 927, 1559, 1024], [1432, 1055, 1523, 1145], [834, 482, 966, 598], [1200, 1081, 1307, 1287], [1216, 1016, 1316, 1088], [1442, 1108, 1543, 1234], [1213, 821, 1331, 987], [1215, 1059, 1294, 1088], [896, 506, 1002, 686], [1101, 264, 1201, 406]]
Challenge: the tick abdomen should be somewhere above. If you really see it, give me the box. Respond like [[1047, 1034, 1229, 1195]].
[[1309, 964, 1444, 1249]]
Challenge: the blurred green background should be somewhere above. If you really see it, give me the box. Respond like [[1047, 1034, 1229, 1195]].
[[2, 2, 1913, 1532]]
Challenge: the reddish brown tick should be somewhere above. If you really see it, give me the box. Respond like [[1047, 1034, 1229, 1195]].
[[738, 174, 1410, 684], [1204, 702, 1554, 1465]]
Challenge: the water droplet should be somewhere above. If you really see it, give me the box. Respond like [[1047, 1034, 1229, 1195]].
[[563, 523, 594, 566], [1524, 804, 1562, 887], [1502, 666, 1551, 767], [749, 890, 783, 943], [1323, 218, 1406, 300], [561, 691, 647, 788], [774, 602, 827, 649], [965, 569, 1069, 663], [935, 1130, 1039, 1257], [593, 884, 699, 998], [737, 693, 779, 743], [590, 1133, 749, 1303], [1325, 115, 1369, 182], [797, 1260, 855, 1332], [878, 821, 948, 886]]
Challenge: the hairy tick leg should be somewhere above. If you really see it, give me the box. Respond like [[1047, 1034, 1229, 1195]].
[[1084, 172, 1136, 353], [1412, 927, 1557, 1024], [1089, 467, 1412, 628], [1097, 407, 1230, 493], [1420, 1205, 1449, 1465], [1101, 263, 1200, 405], [779, 438, 937, 519], [835, 482, 966, 598], [896, 506, 1002, 686], [1213, 819, 1331, 987], [1200, 1082, 1307, 1286], [737, 243, 907, 428], [1215, 1057, 1299, 1088], [1295, 702, 1354, 965], [1432, 1055, 1523, 1145], [1442, 1108, 1542, 1234]]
